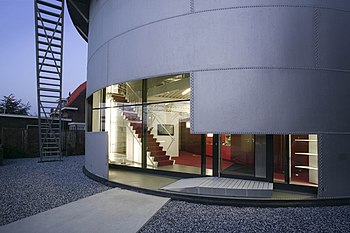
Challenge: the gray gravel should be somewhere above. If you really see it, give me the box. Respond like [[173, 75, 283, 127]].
[[0, 155, 110, 226], [140, 200, 350, 233]]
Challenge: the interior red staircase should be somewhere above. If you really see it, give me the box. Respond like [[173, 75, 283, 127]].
[[113, 95, 174, 166]]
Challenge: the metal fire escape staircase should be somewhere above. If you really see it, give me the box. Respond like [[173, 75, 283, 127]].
[[34, 0, 64, 162]]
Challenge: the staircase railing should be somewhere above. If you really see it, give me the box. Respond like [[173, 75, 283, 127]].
[[125, 83, 141, 104], [124, 110, 156, 167], [148, 111, 176, 152]]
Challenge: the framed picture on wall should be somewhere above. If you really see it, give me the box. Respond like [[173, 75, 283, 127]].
[[157, 124, 174, 136]]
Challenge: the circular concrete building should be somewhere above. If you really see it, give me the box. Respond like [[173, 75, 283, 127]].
[[68, 0, 350, 201]]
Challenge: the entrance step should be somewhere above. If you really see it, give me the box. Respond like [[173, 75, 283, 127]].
[[161, 177, 273, 198]]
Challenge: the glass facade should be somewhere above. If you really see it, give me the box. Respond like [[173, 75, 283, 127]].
[[87, 74, 318, 188], [220, 134, 255, 177]]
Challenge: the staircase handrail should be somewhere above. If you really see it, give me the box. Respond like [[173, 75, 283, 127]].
[[148, 111, 176, 152], [123, 110, 155, 167], [125, 82, 141, 104]]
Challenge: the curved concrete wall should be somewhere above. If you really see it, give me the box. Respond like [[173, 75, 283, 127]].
[[87, 0, 350, 133]]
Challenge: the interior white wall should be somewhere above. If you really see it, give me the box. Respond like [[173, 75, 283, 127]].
[[308, 134, 318, 184], [149, 111, 179, 157]]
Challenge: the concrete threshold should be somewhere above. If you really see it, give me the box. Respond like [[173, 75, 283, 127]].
[[0, 188, 169, 233], [161, 177, 273, 198]]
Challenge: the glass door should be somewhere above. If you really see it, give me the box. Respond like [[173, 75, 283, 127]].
[[220, 134, 255, 177], [272, 134, 318, 187], [273, 135, 288, 183]]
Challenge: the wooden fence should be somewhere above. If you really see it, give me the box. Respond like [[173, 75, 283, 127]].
[[0, 128, 85, 159]]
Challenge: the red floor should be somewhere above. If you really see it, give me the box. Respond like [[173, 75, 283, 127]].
[[173, 151, 233, 170]]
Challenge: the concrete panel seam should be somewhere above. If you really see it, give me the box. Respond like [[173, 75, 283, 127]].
[[195, 5, 350, 15], [190, 0, 195, 13], [190, 72, 195, 133], [191, 66, 350, 74], [88, 12, 191, 62], [87, 66, 350, 97], [88, 4, 350, 62], [190, 130, 350, 135], [313, 8, 320, 68], [87, 65, 350, 96]]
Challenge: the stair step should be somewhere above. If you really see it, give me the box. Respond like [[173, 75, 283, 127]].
[[112, 95, 127, 102], [38, 8, 61, 18], [147, 145, 163, 150], [150, 151, 166, 156], [37, 33, 62, 41], [146, 142, 160, 146], [37, 16, 62, 26], [38, 25, 62, 34], [39, 48, 61, 55], [39, 55, 61, 62], [157, 160, 174, 166], [39, 62, 60, 68], [37, 0, 63, 10], [38, 40, 62, 48], [40, 94, 60, 98], [40, 69, 60, 75], [39, 87, 60, 92], [153, 155, 170, 162], [39, 75, 61, 81]]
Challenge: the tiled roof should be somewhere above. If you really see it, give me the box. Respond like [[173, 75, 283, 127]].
[[66, 81, 86, 107]]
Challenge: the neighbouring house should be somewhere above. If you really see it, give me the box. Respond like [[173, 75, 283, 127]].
[[62, 81, 86, 131]]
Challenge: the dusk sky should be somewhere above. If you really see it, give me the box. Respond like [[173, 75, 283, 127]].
[[0, 0, 87, 115]]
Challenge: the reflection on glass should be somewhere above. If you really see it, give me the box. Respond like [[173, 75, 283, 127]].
[[147, 74, 190, 103], [220, 134, 255, 177], [273, 135, 287, 183], [145, 101, 200, 174], [290, 135, 318, 187], [106, 105, 143, 168], [204, 134, 214, 176], [104, 83, 143, 167], [105, 81, 142, 106]]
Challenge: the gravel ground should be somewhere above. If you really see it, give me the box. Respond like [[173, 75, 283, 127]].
[[140, 200, 350, 233], [1, 156, 350, 232], [0, 155, 110, 226]]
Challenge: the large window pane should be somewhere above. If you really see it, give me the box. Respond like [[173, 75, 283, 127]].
[[290, 134, 318, 186], [273, 135, 287, 183], [220, 134, 255, 177], [105, 81, 142, 106], [147, 74, 190, 103], [106, 105, 143, 168], [145, 101, 201, 174], [92, 89, 105, 132]]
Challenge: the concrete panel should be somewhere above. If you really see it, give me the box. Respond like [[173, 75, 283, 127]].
[[88, 0, 106, 56], [87, 44, 108, 96], [318, 134, 350, 198], [88, 0, 189, 57], [95, 6, 316, 96], [191, 69, 350, 134], [195, 0, 350, 12], [85, 132, 109, 179], [318, 9, 350, 70], [89, 0, 109, 22]]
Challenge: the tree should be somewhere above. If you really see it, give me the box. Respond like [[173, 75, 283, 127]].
[[0, 94, 31, 115]]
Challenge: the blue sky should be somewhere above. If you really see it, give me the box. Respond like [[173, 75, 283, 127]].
[[0, 0, 87, 115]]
